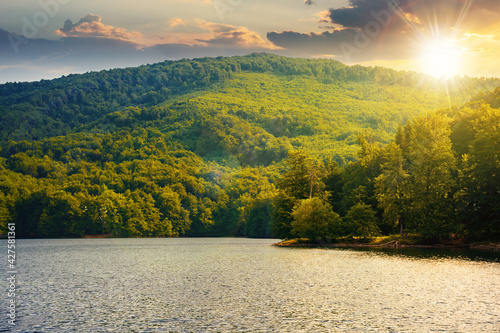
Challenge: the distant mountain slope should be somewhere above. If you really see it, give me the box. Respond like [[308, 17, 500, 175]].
[[1, 53, 499, 150]]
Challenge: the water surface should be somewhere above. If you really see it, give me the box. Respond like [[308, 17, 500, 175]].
[[1, 238, 499, 332]]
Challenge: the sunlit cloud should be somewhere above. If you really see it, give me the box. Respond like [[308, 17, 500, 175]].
[[315, 10, 333, 24], [404, 13, 421, 25], [196, 20, 275, 48], [157, 19, 277, 49], [169, 18, 187, 28], [55, 14, 143, 43]]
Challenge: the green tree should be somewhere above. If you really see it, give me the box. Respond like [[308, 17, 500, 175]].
[[155, 186, 190, 236], [343, 202, 380, 239], [38, 190, 80, 237], [375, 142, 409, 235], [404, 114, 457, 239], [460, 105, 500, 239], [322, 159, 344, 213], [0, 191, 12, 233], [245, 198, 273, 238], [290, 197, 341, 241], [341, 134, 382, 215], [272, 151, 324, 238]]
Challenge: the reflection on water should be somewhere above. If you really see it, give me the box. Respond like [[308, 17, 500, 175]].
[[339, 246, 500, 263], [1, 238, 499, 332]]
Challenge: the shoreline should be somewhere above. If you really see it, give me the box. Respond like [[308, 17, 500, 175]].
[[273, 239, 500, 252], [82, 234, 114, 239]]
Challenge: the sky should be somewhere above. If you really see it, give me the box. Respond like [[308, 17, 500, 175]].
[[1, 0, 500, 83]]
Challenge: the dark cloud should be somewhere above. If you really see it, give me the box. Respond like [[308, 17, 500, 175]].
[[327, 0, 500, 30], [267, 29, 411, 61], [267, 0, 500, 62], [328, 0, 407, 29], [267, 0, 414, 62], [267, 29, 357, 54], [304, 0, 315, 5]]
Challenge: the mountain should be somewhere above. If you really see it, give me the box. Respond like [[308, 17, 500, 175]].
[[1, 53, 499, 159], [0, 53, 499, 239]]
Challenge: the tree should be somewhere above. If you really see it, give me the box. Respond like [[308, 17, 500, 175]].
[[155, 186, 190, 236], [0, 191, 12, 232], [245, 199, 273, 238], [272, 151, 324, 238], [375, 142, 409, 235], [341, 134, 382, 215], [460, 105, 500, 239], [38, 190, 80, 237], [343, 202, 380, 239], [290, 197, 341, 241], [323, 159, 344, 213], [404, 114, 457, 239]]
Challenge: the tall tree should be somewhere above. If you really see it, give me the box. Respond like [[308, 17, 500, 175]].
[[375, 142, 409, 236], [323, 159, 344, 214], [341, 134, 382, 215], [404, 114, 457, 238], [271, 151, 324, 239]]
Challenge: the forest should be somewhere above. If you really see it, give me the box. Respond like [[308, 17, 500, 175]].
[[0, 53, 499, 241]]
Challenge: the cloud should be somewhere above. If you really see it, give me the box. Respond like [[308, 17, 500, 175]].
[[157, 19, 277, 49], [267, 29, 410, 61], [0, 14, 282, 83], [327, 0, 408, 29], [324, 0, 500, 33], [316, 10, 332, 24], [56, 14, 143, 43], [304, 0, 315, 5], [267, 0, 500, 63], [404, 13, 421, 25], [267, 29, 357, 54], [169, 18, 187, 27], [195, 20, 275, 48]]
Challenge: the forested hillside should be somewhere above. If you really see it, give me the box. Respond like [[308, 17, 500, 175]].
[[0, 54, 499, 240]]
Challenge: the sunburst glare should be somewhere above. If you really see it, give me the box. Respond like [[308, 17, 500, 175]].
[[393, 0, 476, 81], [419, 41, 463, 78]]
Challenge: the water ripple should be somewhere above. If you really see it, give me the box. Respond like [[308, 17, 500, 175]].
[[0, 238, 499, 332]]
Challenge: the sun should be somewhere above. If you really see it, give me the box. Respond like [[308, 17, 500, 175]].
[[419, 41, 463, 79]]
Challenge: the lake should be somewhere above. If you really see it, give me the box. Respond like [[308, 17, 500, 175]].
[[1, 238, 499, 332]]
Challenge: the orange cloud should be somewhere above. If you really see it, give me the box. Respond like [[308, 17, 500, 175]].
[[169, 18, 187, 27], [56, 14, 142, 43], [405, 13, 421, 24], [195, 20, 274, 48], [158, 19, 277, 49]]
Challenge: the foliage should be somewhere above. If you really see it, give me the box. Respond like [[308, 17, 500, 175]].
[[343, 203, 381, 239], [0, 54, 499, 240], [291, 197, 341, 241], [271, 151, 325, 238], [452, 105, 500, 240], [375, 142, 409, 235]]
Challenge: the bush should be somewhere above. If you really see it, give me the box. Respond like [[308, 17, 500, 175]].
[[291, 197, 341, 241]]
